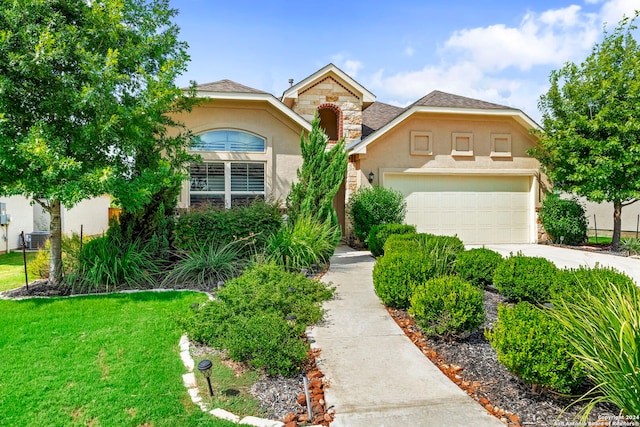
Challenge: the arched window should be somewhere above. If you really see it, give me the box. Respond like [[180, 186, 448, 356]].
[[192, 130, 265, 152], [318, 104, 342, 141]]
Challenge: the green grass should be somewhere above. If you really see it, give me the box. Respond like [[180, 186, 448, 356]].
[[0, 251, 36, 292], [588, 235, 612, 244], [0, 291, 246, 427]]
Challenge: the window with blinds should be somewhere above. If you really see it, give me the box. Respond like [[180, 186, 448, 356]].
[[189, 162, 265, 208]]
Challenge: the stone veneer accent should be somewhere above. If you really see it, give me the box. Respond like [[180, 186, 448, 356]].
[[292, 76, 363, 146]]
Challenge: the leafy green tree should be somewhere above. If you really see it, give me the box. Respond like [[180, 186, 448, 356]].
[[530, 14, 640, 250], [0, 0, 195, 285], [286, 112, 348, 224]]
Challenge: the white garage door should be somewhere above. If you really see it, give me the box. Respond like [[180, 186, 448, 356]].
[[384, 174, 532, 244]]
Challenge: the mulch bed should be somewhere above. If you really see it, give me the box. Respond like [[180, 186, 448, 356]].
[[387, 289, 620, 427]]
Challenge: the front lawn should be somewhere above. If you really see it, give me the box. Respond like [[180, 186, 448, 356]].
[[0, 291, 240, 427], [0, 251, 36, 292]]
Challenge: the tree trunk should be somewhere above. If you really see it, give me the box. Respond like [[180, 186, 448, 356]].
[[48, 199, 64, 286], [611, 201, 623, 252]]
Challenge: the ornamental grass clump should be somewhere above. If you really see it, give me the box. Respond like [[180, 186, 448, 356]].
[[486, 302, 585, 394], [264, 213, 341, 272], [549, 279, 640, 419], [162, 239, 249, 289], [409, 275, 485, 339]]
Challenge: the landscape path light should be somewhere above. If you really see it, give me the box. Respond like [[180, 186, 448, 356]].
[[197, 359, 214, 397]]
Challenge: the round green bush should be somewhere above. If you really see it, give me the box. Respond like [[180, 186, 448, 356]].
[[493, 255, 559, 303], [373, 252, 434, 309], [347, 186, 406, 243], [368, 223, 416, 257], [454, 248, 504, 288], [409, 276, 485, 338], [485, 302, 585, 393], [539, 193, 587, 245]]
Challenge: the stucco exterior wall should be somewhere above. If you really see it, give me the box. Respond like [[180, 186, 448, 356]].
[[62, 196, 110, 236], [0, 196, 34, 252], [172, 99, 306, 209], [356, 113, 540, 193]]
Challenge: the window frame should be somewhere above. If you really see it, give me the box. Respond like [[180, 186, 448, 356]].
[[189, 161, 266, 209]]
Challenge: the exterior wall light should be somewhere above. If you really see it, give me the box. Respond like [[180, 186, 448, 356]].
[[197, 359, 214, 397], [368, 171, 375, 184]]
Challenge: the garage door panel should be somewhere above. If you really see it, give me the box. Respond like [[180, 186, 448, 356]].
[[385, 174, 532, 245]]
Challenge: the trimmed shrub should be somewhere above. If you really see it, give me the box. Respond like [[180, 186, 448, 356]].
[[539, 193, 587, 245], [180, 264, 334, 376], [347, 186, 406, 243], [174, 200, 282, 253], [409, 276, 485, 338], [453, 248, 504, 289], [264, 213, 341, 271], [486, 302, 585, 394], [493, 254, 558, 303], [373, 233, 465, 308], [549, 278, 640, 418], [367, 223, 416, 257], [373, 252, 434, 309]]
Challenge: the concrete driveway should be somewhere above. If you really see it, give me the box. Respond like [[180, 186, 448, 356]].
[[468, 243, 640, 284]]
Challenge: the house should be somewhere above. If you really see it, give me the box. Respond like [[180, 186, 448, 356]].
[[0, 195, 110, 253], [174, 64, 543, 245]]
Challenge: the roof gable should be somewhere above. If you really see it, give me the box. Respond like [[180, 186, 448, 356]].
[[190, 79, 311, 132], [282, 63, 376, 108]]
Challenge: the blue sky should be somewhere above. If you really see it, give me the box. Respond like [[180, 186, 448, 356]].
[[170, 0, 638, 123]]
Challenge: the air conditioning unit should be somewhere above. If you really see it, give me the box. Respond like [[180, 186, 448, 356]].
[[20, 232, 50, 250]]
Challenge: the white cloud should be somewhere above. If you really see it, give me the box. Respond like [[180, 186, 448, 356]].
[[363, 0, 636, 123], [404, 46, 415, 57]]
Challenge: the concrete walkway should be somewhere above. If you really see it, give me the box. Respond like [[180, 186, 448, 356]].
[[471, 244, 640, 284], [309, 246, 503, 427]]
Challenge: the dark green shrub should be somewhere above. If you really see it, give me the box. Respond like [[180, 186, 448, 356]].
[[454, 248, 504, 288], [409, 276, 485, 338], [347, 186, 406, 243], [264, 213, 341, 271], [367, 223, 416, 257], [373, 252, 434, 309], [493, 254, 558, 303], [486, 302, 585, 394], [373, 233, 465, 308], [162, 240, 250, 289], [174, 200, 282, 253], [180, 264, 334, 376], [539, 193, 587, 245], [553, 265, 636, 301], [223, 312, 308, 376]]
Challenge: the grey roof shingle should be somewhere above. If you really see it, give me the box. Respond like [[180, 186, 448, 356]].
[[410, 90, 514, 110], [362, 102, 404, 138], [193, 79, 268, 94]]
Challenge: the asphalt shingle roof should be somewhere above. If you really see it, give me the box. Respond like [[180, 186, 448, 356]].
[[410, 90, 514, 110], [193, 79, 268, 94], [362, 102, 404, 138]]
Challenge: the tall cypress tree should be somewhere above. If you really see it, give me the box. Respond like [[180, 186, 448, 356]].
[[286, 112, 348, 224]]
